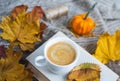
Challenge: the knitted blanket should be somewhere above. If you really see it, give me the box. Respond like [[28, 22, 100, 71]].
[[0, 0, 120, 79]]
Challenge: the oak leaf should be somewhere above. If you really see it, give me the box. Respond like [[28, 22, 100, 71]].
[[93, 30, 120, 64], [0, 5, 45, 51], [0, 45, 33, 81]]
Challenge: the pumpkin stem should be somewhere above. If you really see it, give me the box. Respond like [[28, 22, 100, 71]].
[[84, 2, 97, 20]]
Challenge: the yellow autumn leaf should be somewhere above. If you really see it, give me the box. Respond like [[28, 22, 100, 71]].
[[0, 45, 33, 81], [0, 5, 44, 51], [93, 30, 120, 64]]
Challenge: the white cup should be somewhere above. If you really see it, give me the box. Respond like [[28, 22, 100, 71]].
[[35, 37, 79, 74]]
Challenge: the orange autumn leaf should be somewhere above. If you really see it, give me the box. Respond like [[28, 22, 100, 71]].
[[27, 6, 43, 22], [66, 63, 100, 81], [93, 30, 120, 64], [0, 5, 45, 51], [0, 45, 33, 81], [10, 5, 28, 19]]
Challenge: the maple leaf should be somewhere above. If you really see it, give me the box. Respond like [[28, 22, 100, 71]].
[[27, 6, 43, 22], [93, 30, 120, 64], [0, 45, 33, 81], [39, 22, 47, 38], [67, 63, 100, 81], [10, 5, 28, 19], [0, 45, 6, 58], [0, 5, 46, 51]]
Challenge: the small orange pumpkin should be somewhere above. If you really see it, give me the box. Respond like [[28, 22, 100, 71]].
[[69, 14, 95, 35], [69, 3, 97, 36]]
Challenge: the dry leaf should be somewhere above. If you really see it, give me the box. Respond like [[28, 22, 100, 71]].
[[10, 5, 28, 19], [0, 45, 6, 58], [66, 63, 100, 81], [93, 30, 120, 64], [27, 6, 43, 22], [39, 22, 47, 38], [0, 5, 46, 51], [0, 45, 33, 81]]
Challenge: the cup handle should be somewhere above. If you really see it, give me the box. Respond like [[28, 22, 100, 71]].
[[35, 56, 47, 67]]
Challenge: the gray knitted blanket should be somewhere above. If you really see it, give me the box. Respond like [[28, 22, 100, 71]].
[[0, 0, 120, 79]]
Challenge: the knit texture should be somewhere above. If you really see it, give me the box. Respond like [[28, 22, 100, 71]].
[[0, 0, 120, 79]]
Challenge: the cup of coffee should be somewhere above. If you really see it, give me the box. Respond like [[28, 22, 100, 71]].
[[35, 37, 79, 74]]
